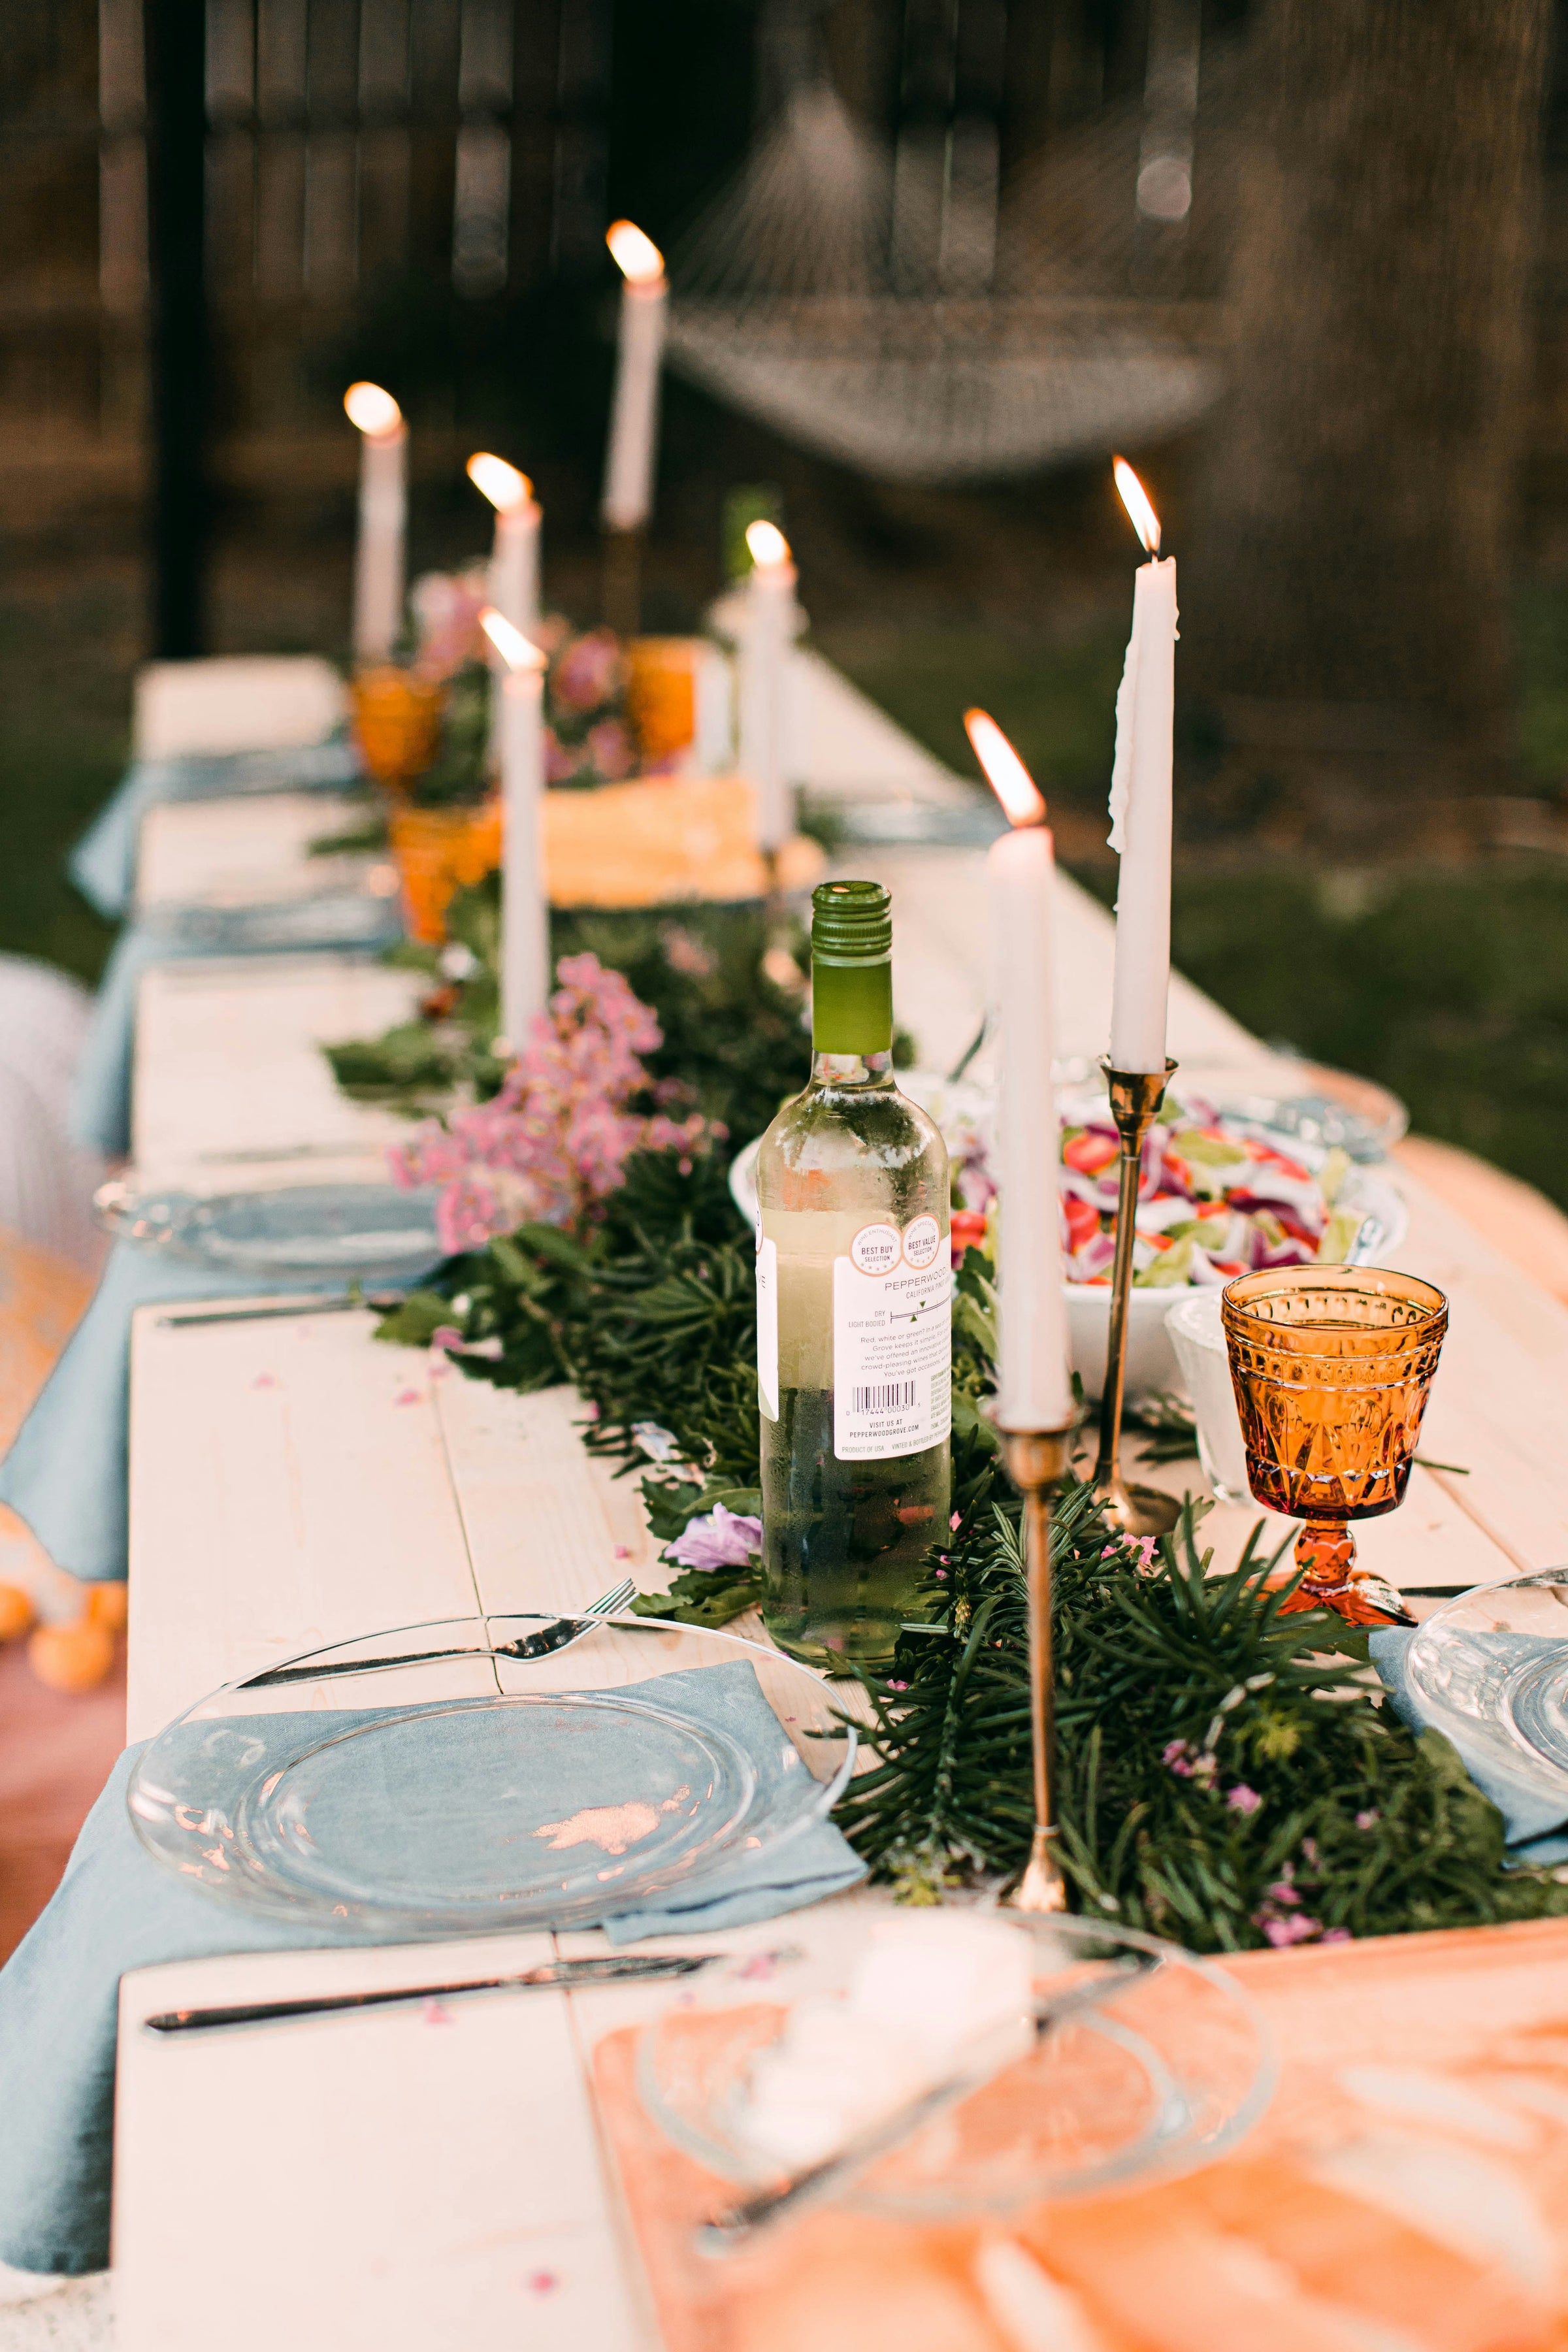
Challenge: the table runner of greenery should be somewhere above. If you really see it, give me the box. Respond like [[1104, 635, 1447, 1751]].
[[342, 905, 1568, 1951]]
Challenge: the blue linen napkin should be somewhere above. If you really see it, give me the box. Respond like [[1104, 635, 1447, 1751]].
[[1371, 1625, 1568, 1864], [71, 740, 364, 923], [70, 898, 404, 1159], [0, 1661, 865, 2276], [0, 1236, 434, 1584]]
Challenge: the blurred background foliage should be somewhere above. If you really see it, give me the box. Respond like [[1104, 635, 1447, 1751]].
[[9, 0, 1568, 1198]]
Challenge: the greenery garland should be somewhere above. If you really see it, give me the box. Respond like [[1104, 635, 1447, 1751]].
[[361, 910, 1568, 1949]]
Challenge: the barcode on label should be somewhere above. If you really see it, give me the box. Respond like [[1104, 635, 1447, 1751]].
[[853, 1381, 917, 1414]]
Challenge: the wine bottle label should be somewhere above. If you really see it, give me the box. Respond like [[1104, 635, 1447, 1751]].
[[832, 1222, 952, 1462], [756, 1233, 779, 1422]]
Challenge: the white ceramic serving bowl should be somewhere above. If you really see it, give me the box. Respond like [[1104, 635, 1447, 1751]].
[[728, 1075, 1407, 1407], [1066, 1164, 1406, 1403]]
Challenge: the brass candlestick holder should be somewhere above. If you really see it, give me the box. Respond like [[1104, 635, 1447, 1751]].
[[1093, 1058, 1181, 1539], [602, 525, 644, 639], [1000, 1425, 1074, 1914]]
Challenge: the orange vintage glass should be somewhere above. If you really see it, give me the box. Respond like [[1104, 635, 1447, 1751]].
[[350, 666, 447, 792], [1220, 1264, 1448, 1627], [625, 637, 698, 767], [389, 801, 502, 944]]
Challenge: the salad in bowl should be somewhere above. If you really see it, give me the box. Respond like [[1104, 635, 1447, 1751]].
[[729, 1073, 1405, 1405]]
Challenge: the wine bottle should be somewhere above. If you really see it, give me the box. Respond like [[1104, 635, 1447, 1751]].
[[756, 879, 951, 1668]]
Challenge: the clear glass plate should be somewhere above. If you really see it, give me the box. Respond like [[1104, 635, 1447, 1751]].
[[1404, 1571, 1568, 1801], [96, 1181, 443, 1280], [127, 1614, 857, 1936], [638, 1914, 1273, 2216]]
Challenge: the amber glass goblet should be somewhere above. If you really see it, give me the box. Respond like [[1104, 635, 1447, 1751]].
[[1220, 1266, 1448, 1628], [350, 666, 446, 793]]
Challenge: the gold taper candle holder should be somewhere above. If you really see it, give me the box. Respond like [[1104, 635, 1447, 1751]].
[[1000, 1424, 1074, 1914], [602, 525, 644, 639], [1092, 1058, 1181, 1539]]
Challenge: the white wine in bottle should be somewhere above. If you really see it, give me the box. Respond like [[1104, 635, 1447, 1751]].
[[756, 879, 951, 1668]]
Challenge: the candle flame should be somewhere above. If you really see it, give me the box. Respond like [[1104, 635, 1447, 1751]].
[[1112, 456, 1160, 555], [745, 519, 791, 569], [466, 452, 532, 512], [481, 608, 546, 672], [965, 709, 1046, 827], [606, 220, 664, 286], [343, 382, 402, 438]]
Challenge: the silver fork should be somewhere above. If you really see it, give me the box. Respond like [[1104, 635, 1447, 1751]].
[[238, 1576, 639, 1689]]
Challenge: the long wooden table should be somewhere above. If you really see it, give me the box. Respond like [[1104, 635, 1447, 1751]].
[[105, 660, 1568, 2346]]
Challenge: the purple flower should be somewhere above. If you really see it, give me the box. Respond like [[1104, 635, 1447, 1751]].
[[1226, 1784, 1263, 1814], [665, 1505, 763, 1573]]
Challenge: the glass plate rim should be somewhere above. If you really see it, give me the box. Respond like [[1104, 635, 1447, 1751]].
[[634, 1911, 1278, 2217], [127, 1610, 860, 1933], [1405, 1567, 1568, 1795]]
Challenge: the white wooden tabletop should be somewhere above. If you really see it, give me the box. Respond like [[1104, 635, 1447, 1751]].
[[101, 656, 1568, 2349], [131, 953, 425, 1191], [133, 792, 391, 916]]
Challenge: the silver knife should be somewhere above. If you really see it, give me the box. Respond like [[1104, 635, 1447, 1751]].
[[143, 1950, 721, 2034]]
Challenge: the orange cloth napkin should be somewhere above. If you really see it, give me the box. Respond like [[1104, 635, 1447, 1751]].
[[593, 1916, 1568, 2352]]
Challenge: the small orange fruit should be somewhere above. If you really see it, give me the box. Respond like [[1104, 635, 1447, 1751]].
[[84, 1582, 129, 1633], [29, 1619, 115, 1693], [0, 1582, 35, 1642]]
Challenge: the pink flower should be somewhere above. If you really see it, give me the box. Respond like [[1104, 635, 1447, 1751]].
[[586, 718, 634, 778], [1226, 1784, 1263, 1814], [410, 567, 488, 680], [949, 1512, 962, 1532], [552, 628, 623, 713], [544, 727, 581, 785], [666, 1505, 763, 1571], [434, 1172, 506, 1254], [1163, 1740, 1196, 1778], [1265, 1878, 1301, 1906], [388, 953, 719, 1249], [1355, 1809, 1379, 1830], [1260, 1912, 1322, 1948], [429, 1325, 464, 1352], [662, 926, 715, 978]]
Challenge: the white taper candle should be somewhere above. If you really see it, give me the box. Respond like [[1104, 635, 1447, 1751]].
[[740, 521, 797, 853], [490, 497, 540, 636], [602, 221, 668, 534], [345, 383, 406, 663], [966, 710, 1073, 1433], [988, 820, 1074, 1430], [482, 610, 549, 1052], [1107, 462, 1177, 1075]]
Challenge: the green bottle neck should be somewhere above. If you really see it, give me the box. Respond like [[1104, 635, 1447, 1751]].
[[810, 953, 892, 1058]]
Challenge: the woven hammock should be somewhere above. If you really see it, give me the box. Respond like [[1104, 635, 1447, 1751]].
[[666, 40, 1239, 486]]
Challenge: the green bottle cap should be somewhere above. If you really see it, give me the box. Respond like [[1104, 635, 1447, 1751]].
[[811, 879, 892, 1053]]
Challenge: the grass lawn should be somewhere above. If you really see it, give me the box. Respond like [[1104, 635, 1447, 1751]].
[[826, 610, 1568, 1213]]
